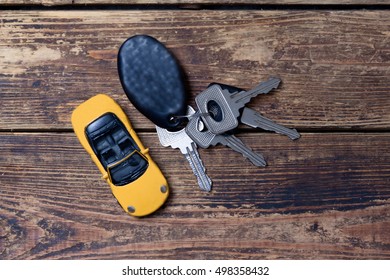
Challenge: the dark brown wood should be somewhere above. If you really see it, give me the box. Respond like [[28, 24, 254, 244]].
[[1, 132, 390, 259], [2, 0, 390, 6], [1, 0, 67, 5], [0, 11, 389, 131], [1, 8, 390, 260]]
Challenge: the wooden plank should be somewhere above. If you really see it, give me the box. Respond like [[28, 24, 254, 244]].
[[0, 10, 389, 131], [1, 0, 390, 6], [1, 0, 69, 5], [1, 132, 389, 259]]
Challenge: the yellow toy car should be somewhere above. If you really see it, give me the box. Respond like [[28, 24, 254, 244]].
[[71, 94, 169, 217]]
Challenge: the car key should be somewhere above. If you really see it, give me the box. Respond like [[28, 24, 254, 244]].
[[195, 77, 281, 134], [241, 107, 300, 140], [156, 108, 212, 192], [186, 114, 266, 167], [209, 82, 300, 140]]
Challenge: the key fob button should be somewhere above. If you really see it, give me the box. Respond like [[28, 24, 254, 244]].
[[118, 35, 187, 130]]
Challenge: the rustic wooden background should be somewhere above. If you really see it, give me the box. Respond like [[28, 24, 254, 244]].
[[1, 1, 390, 259]]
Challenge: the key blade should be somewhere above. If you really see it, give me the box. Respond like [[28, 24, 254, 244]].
[[224, 134, 267, 167], [185, 143, 212, 192], [241, 107, 300, 140], [232, 77, 281, 105]]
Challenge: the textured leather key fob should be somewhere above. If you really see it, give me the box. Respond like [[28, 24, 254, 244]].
[[118, 35, 187, 130]]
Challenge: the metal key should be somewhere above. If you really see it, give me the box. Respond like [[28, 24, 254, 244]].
[[240, 107, 300, 140], [207, 82, 300, 140], [196, 77, 281, 134], [156, 126, 212, 192], [156, 107, 212, 192], [186, 115, 266, 167]]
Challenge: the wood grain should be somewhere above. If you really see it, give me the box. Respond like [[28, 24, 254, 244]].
[[1, 0, 390, 6], [0, 10, 389, 130], [1, 7, 390, 261], [1, 132, 389, 259]]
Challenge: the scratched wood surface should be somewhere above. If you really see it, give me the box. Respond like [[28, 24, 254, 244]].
[[1, 11, 389, 131], [1, 132, 390, 259], [1, 8, 390, 259], [2, 0, 390, 6]]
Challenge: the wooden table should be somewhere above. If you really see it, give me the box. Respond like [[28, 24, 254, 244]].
[[1, 1, 389, 260]]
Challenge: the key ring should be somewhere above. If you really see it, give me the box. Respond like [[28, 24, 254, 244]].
[[169, 111, 210, 122]]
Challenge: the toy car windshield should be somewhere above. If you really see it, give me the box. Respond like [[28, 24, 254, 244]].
[[85, 113, 148, 186]]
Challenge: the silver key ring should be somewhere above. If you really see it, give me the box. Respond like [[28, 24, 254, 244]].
[[170, 111, 210, 122]]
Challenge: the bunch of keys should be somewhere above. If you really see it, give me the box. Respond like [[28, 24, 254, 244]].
[[118, 35, 300, 192]]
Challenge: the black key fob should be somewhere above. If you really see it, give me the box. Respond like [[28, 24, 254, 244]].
[[118, 35, 187, 130]]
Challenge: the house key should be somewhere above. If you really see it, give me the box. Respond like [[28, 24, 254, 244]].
[[186, 113, 267, 167], [195, 77, 281, 134], [156, 107, 212, 192]]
